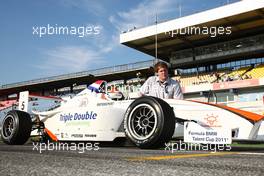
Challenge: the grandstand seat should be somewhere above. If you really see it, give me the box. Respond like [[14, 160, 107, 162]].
[[246, 64, 264, 79], [172, 64, 263, 87], [0, 100, 17, 110]]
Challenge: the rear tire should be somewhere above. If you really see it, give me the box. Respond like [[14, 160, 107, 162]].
[[1, 110, 32, 145], [124, 96, 175, 149]]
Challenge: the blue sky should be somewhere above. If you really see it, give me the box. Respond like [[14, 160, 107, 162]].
[[0, 0, 239, 85]]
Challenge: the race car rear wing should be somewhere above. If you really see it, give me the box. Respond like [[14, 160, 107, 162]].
[[18, 91, 29, 112], [18, 91, 62, 112]]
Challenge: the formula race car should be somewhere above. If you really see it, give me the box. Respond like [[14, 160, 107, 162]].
[[1, 80, 264, 148]]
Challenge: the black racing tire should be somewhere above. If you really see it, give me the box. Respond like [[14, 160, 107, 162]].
[[1, 110, 32, 145], [124, 96, 175, 149]]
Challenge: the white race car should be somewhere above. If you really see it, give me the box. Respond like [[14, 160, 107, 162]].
[[1, 80, 264, 148]]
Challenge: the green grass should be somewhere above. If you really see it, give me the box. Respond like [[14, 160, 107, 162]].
[[231, 142, 264, 148]]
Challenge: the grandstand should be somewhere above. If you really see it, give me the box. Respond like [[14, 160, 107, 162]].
[[174, 62, 264, 87], [120, 0, 264, 113], [0, 60, 155, 101], [0, 100, 17, 111]]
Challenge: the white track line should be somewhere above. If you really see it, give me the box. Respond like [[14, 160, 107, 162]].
[[238, 152, 264, 155]]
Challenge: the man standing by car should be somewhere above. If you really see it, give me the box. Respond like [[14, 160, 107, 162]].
[[140, 61, 183, 99]]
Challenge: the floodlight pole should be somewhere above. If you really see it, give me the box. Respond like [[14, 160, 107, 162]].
[[155, 13, 158, 64], [179, 2, 182, 17]]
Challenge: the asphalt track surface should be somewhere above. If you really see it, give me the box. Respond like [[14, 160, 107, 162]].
[[0, 143, 264, 176]]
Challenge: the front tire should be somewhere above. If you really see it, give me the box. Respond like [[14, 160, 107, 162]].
[[1, 110, 32, 145], [124, 96, 175, 149]]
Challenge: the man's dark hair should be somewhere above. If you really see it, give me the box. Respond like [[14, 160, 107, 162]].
[[154, 61, 168, 73]]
